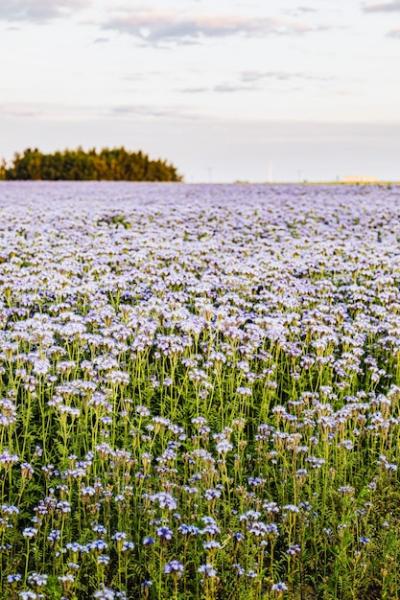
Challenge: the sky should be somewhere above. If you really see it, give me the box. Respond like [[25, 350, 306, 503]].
[[0, 0, 399, 182]]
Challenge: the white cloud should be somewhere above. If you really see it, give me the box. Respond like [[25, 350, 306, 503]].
[[102, 10, 328, 44], [178, 70, 331, 95], [0, 0, 89, 23], [363, 1, 400, 12], [240, 70, 329, 83]]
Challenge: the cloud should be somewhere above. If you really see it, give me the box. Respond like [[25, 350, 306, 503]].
[[0, 103, 41, 117], [179, 83, 257, 94], [0, 101, 194, 122], [296, 6, 318, 13], [213, 83, 256, 93], [363, 1, 400, 12], [102, 10, 328, 44], [180, 87, 210, 94], [178, 70, 331, 95], [0, 0, 89, 23], [109, 104, 196, 120], [240, 70, 330, 83], [288, 5, 318, 16]]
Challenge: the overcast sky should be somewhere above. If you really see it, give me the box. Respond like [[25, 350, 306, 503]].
[[0, 0, 399, 181]]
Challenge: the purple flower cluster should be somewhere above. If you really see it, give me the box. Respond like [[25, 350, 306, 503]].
[[0, 182, 400, 598]]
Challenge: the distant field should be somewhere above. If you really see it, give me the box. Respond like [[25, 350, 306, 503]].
[[1, 183, 400, 599]]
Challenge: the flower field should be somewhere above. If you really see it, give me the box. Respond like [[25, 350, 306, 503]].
[[1, 181, 400, 599]]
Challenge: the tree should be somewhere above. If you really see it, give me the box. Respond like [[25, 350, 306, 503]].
[[2, 147, 183, 182], [0, 159, 6, 180]]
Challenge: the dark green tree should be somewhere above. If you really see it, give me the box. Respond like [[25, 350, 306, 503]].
[[0, 159, 6, 180], [3, 147, 183, 182]]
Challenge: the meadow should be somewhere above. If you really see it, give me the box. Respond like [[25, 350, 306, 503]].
[[1, 181, 400, 599]]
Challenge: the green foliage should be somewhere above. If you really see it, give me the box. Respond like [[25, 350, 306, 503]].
[[2, 147, 182, 182], [0, 159, 6, 180]]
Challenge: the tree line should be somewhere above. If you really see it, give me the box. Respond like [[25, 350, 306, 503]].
[[0, 147, 183, 181]]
